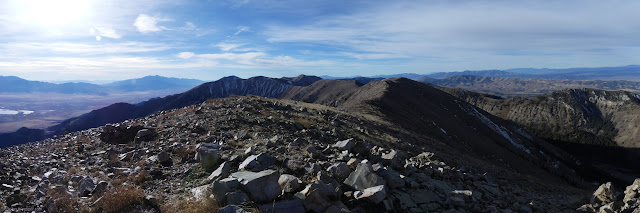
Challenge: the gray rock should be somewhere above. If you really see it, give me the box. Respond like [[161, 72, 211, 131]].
[[333, 139, 355, 151], [354, 185, 387, 204], [239, 153, 276, 172], [379, 168, 405, 189], [92, 181, 109, 197], [278, 174, 302, 193], [157, 151, 172, 167], [190, 184, 212, 201], [78, 177, 95, 197], [591, 182, 616, 204], [195, 143, 220, 169], [212, 177, 240, 201], [231, 170, 282, 203], [226, 191, 250, 205], [208, 161, 232, 181], [295, 184, 331, 213], [134, 128, 156, 142], [144, 195, 159, 208], [304, 162, 321, 174], [326, 162, 350, 181], [260, 199, 305, 213], [344, 163, 386, 191]]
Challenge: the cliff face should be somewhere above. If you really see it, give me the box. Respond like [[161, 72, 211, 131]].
[[448, 88, 640, 148]]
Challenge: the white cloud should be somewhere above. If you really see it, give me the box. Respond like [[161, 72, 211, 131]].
[[177, 52, 195, 59], [133, 14, 169, 33], [216, 42, 245, 51], [264, 0, 640, 69], [90, 27, 122, 39]]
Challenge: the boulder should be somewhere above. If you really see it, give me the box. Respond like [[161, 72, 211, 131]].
[[208, 161, 232, 181], [344, 163, 386, 191], [354, 185, 387, 204], [157, 151, 172, 167], [226, 191, 250, 205], [134, 128, 156, 142], [326, 162, 350, 181], [332, 139, 355, 151], [78, 177, 95, 197], [379, 168, 405, 189], [624, 178, 640, 203], [212, 177, 240, 202], [591, 182, 616, 205], [260, 199, 305, 213], [278, 174, 302, 193], [239, 153, 276, 172], [231, 170, 282, 203], [195, 143, 220, 169], [92, 181, 109, 198], [99, 124, 143, 144], [295, 184, 332, 213]]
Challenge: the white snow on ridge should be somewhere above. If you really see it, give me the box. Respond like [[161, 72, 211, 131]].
[[468, 106, 531, 154]]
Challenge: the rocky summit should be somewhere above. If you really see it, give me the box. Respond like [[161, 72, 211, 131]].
[[0, 93, 592, 212]]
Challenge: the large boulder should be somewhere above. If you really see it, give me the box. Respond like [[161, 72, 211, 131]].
[[238, 153, 276, 172], [344, 163, 386, 191], [195, 143, 220, 169], [99, 124, 143, 144], [231, 170, 282, 203], [591, 182, 616, 205]]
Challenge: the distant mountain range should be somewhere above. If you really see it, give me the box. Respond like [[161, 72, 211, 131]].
[[0, 75, 204, 95], [420, 75, 640, 97]]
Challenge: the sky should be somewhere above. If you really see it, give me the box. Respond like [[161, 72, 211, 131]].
[[1, 0, 640, 81]]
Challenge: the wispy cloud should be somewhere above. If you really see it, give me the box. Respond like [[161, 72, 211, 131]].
[[232, 26, 250, 36], [90, 27, 122, 40], [216, 42, 245, 51], [2, 42, 171, 56], [134, 14, 170, 33]]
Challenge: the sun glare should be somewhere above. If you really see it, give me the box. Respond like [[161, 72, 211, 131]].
[[11, 0, 91, 27]]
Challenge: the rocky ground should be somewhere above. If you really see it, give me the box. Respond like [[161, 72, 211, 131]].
[[0, 96, 591, 212], [579, 179, 640, 212]]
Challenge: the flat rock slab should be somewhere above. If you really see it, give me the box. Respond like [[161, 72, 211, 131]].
[[231, 169, 282, 203]]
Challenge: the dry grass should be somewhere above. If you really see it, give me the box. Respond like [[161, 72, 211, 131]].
[[161, 193, 219, 213], [47, 186, 77, 213], [132, 171, 149, 185], [295, 118, 312, 129], [93, 184, 144, 213]]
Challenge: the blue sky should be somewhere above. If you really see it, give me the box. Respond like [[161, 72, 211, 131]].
[[1, 0, 640, 81]]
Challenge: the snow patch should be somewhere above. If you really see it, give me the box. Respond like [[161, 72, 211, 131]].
[[468, 107, 531, 154]]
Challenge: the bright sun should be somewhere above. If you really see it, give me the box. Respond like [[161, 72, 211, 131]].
[[11, 0, 91, 27]]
